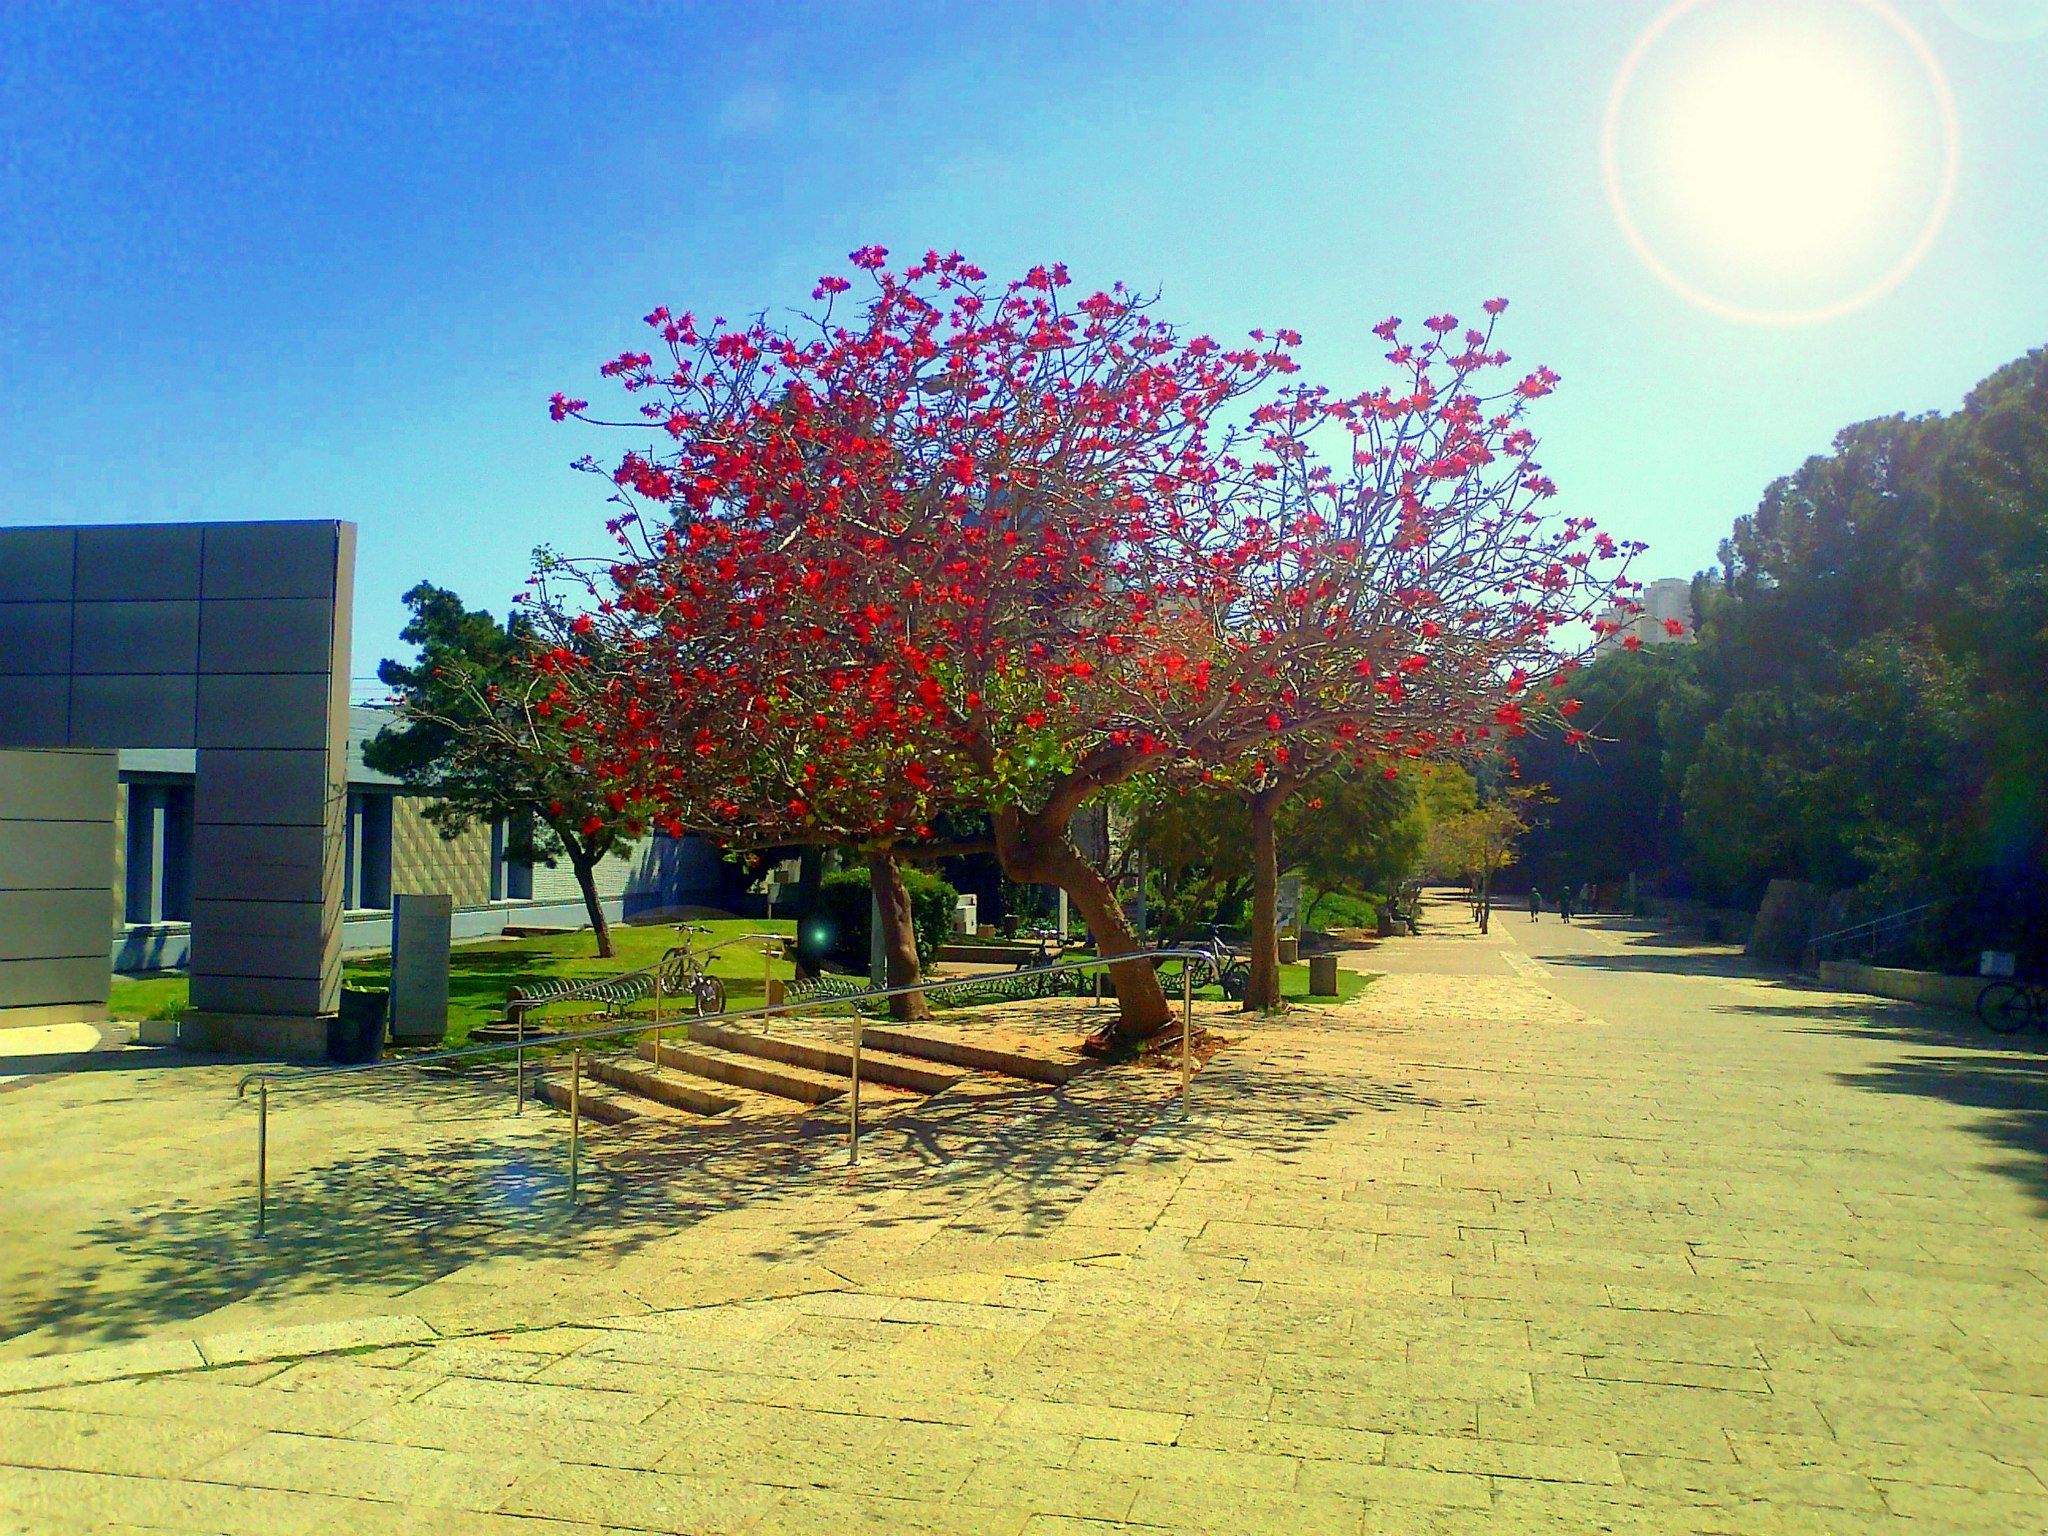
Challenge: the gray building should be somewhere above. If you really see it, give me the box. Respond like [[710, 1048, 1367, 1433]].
[[111, 704, 726, 973]]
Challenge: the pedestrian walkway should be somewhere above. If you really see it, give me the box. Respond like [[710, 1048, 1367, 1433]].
[[2, 897, 2044, 1533]]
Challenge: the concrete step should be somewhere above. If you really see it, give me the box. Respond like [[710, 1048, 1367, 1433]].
[[687, 1020, 966, 1095], [638, 1037, 847, 1105], [861, 1026, 1075, 1086], [534, 1071, 697, 1127], [586, 1055, 743, 1117]]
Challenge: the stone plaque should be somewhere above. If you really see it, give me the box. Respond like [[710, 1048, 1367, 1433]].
[[1276, 873, 1304, 935], [389, 892, 452, 1045]]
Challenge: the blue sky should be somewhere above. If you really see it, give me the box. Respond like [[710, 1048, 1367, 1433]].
[[3, 1, 2044, 688]]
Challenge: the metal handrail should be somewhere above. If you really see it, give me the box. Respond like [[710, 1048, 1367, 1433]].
[[1803, 901, 1938, 971], [235, 945, 1215, 1235]]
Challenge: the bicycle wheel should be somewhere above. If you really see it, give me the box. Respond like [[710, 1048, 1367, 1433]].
[[693, 974, 728, 1017], [1219, 965, 1249, 1002], [1977, 981, 2033, 1034]]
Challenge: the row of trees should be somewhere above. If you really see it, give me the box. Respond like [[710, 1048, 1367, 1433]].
[[380, 250, 1639, 1041], [1520, 344, 2048, 967]]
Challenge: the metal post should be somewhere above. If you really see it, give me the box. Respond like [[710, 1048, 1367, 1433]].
[[763, 945, 773, 1011], [1181, 962, 1193, 1106], [255, 1078, 269, 1237], [848, 1022, 862, 1165], [569, 1047, 582, 1206], [514, 1007, 526, 1114], [651, 970, 664, 1066]]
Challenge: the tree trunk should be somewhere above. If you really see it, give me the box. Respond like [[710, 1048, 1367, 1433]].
[[1477, 865, 1492, 935], [866, 849, 931, 1022], [570, 849, 615, 959], [793, 846, 823, 979], [1243, 785, 1289, 1013], [992, 807, 1171, 1044]]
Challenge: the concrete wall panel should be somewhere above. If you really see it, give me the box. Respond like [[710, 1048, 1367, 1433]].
[[0, 889, 116, 960], [0, 529, 76, 602], [196, 673, 339, 752], [0, 603, 74, 674], [198, 599, 336, 675], [0, 748, 115, 1016], [0, 676, 69, 747], [78, 525, 202, 601], [71, 601, 202, 675], [0, 820, 115, 890], [70, 675, 198, 749], [191, 749, 335, 828], [201, 523, 344, 601]]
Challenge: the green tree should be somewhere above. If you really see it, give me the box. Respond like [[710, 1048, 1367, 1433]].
[[364, 583, 637, 958]]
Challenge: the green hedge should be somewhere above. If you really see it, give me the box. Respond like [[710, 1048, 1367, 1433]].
[[817, 866, 959, 971]]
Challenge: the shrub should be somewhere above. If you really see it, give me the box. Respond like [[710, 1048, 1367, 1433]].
[[817, 865, 959, 971]]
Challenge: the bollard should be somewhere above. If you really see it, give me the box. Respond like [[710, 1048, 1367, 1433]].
[[514, 1009, 526, 1114]]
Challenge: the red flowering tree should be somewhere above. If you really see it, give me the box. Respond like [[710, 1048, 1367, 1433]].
[[540, 251, 1638, 1039], [1083, 303, 1641, 1008], [541, 249, 1292, 1042]]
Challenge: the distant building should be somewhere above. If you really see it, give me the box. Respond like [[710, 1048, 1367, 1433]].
[[1595, 576, 1694, 655], [112, 704, 728, 972]]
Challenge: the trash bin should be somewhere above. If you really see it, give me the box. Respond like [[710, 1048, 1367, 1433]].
[[1278, 936, 1301, 965], [329, 987, 387, 1065], [1308, 954, 1340, 998]]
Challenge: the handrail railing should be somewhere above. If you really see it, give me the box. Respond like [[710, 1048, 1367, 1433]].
[[235, 946, 1214, 1235], [1802, 901, 1938, 972]]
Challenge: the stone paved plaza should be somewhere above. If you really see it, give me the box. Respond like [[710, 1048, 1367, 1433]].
[[2, 899, 2046, 1534]]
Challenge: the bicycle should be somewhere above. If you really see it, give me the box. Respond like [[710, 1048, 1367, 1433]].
[[1179, 925, 1249, 1002], [1977, 978, 2046, 1034], [1008, 929, 1093, 997], [658, 923, 730, 1017]]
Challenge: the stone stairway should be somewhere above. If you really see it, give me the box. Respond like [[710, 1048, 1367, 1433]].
[[534, 1013, 1074, 1130]]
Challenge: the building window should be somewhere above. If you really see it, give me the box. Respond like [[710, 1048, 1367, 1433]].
[[123, 782, 194, 925], [345, 792, 394, 910], [491, 815, 534, 901]]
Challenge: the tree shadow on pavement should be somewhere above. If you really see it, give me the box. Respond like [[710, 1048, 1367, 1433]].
[[1718, 990, 2048, 1217], [3, 1016, 1431, 1356]]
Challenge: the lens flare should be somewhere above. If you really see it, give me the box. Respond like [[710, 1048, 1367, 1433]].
[[1603, 0, 1958, 325]]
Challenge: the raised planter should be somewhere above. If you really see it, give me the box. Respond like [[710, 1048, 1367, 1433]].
[[1815, 961, 1979, 1014]]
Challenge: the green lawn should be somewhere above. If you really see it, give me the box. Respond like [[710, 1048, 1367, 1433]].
[[107, 919, 1372, 1047], [110, 917, 798, 1050]]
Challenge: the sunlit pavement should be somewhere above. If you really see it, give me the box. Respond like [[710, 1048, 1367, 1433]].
[[2, 899, 2044, 1534]]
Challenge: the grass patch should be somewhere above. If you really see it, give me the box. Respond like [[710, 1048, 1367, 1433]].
[[109, 916, 798, 1050]]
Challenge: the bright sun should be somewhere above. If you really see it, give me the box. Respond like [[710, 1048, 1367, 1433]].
[[1604, 0, 1957, 325]]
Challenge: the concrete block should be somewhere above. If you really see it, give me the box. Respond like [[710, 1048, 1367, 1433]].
[[189, 923, 334, 981], [187, 972, 334, 1020], [196, 672, 341, 751], [77, 524, 203, 600], [0, 955, 111, 1008], [0, 676, 70, 747], [177, 1009, 330, 1060], [389, 892, 451, 1044], [191, 748, 337, 827], [0, 1000, 107, 1027], [0, 603, 73, 674], [69, 674, 197, 749], [0, 820, 117, 891], [201, 522, 341, 601], [0, 748, 117, 821], [198, 597, 340, 674], [70, 600, 202, 675], [0, 527, 76, 602], [0, 889, 117, 961], [189, 822, 341, 904]]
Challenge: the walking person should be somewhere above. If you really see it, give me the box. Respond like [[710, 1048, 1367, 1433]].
[[1527, 886, 1542, 923], [1558, 883, 1574, 923]]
